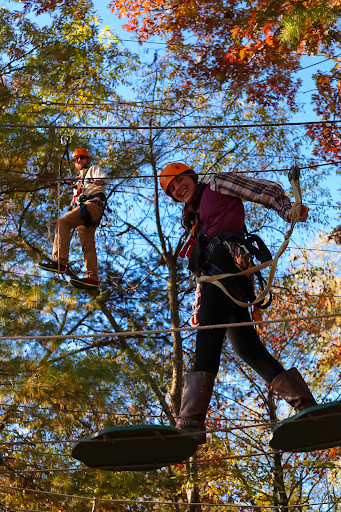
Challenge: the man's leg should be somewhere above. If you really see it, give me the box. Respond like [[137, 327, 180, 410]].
[[77, 225, 98, 281], [76, 202, 103, 281], [52, 207, 84, 265]]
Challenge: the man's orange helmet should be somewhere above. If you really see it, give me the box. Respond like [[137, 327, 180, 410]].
[[160, 162, 197, 196], [72, 148, 90, 161]]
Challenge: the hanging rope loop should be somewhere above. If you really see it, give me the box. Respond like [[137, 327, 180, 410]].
[[52, 136, 73, 276], [59, 134, 73, 181]]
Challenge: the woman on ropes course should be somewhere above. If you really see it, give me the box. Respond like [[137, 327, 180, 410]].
[[160, 162, 317, 445], [38, 148, 108, 290]]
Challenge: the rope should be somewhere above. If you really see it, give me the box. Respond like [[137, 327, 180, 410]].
[[56, 178, 61, 277], [198, 165, 303, 307], [54, 135, 73, 276], [0, 310, 340, 342]]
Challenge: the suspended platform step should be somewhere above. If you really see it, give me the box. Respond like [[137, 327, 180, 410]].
[[269, 401, 341, 452], [72, 424, 198, 471]]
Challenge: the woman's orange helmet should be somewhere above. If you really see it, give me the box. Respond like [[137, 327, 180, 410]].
[[160, 163, 197, 196], [72, 148, 90, 161]]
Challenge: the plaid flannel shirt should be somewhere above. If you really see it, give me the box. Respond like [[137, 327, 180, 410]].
[[210, 172, 292, 222]]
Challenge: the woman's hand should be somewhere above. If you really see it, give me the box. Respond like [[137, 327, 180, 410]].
[[190, 313, 199, 328], [289, 201, 309, 222], [50, 220, 58, 228]]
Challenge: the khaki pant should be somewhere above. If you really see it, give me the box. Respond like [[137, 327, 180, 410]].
[[53, 202, 103, 281]]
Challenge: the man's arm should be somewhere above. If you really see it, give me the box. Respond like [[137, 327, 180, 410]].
[[87, 164, 109, 185]]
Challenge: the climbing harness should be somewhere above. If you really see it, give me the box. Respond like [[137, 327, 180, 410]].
[[74, 188, 107, 228], [187, 229, 272, 310], [182, 165, 303, 309], [63, 144, 107, 228], [206, 230, 273, 309]]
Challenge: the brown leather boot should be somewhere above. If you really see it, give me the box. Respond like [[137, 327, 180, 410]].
[[271, 368, 317, 413], [176, 371, 215, 445]]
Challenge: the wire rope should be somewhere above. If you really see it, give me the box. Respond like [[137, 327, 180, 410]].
[[1, 457, 338, 475], [1, 159, 339, 186], [0, 485, 340, 509], [1, 118, 341, 131], [1, 410, 339, 448]]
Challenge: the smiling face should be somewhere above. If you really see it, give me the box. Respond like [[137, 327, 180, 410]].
[[168, 173, 196, 203], [73, 155, 90, 171]]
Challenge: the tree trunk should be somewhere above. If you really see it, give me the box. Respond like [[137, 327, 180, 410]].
[[268, 387, 289, 509], [166, 255, 184, 417]]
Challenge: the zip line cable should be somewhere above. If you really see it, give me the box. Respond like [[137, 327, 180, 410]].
[[0, 421, 283, 448], [2, 118, 341, 131], [0, 155, 333, 182], [2, 240, 341, 259], [1, 410, 340, 448], [0, 453, 339, 481], [1, 159, 340, 185], [0, 453, 312, 476], [1, 454, 337, 473], [1, 484, 340, 509], [0, 441, 335, 463], [0, 461, 338, 481], [2, 400, 341, 425]]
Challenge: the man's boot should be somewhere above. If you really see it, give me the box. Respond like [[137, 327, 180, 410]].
[[271, 368, 317, 413], [176, 371, 215, 445]]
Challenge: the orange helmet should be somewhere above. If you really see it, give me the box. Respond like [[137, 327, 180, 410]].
[[72, 148, 90, 161], [160, 163, 197, 197]]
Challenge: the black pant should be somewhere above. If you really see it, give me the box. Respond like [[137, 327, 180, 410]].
[[194, 244, 284, 383]]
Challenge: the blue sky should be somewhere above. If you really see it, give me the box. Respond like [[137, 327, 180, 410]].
[[3, 0, 341, 213], [4, 0, 337, 122]]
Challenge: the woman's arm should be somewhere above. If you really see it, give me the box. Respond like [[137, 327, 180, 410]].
[[210, 172, 296, 222]]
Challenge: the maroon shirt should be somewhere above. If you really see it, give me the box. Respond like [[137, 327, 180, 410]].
[[199, 185, 245, 238]]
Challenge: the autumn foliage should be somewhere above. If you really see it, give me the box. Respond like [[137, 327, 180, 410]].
[[110, 0, 341, 157], [17, 0, 341, 157]]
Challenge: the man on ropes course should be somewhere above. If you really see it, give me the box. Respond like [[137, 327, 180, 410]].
[[38, 148, 108, 290], [160, 163, 317, 445]]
